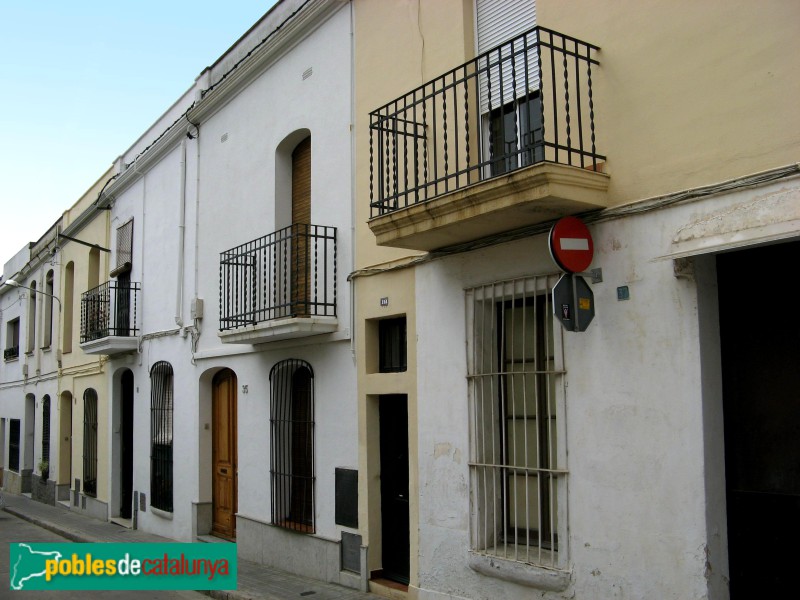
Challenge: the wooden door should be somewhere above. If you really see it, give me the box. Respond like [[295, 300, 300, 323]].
[[291, 137, 311, 316], [212, 369, 238, 540]]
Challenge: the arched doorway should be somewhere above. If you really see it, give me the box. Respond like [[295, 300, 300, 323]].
[[212, 369, 238, 540], [57, 391, 73, 503]]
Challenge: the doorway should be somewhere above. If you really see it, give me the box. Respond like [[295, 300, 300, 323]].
[[58, 392, 72, 502], [379, 395, 410, 584], [212, 369, 238, 540], [120, 370, 134, 519], [718, 241, 800, 597]]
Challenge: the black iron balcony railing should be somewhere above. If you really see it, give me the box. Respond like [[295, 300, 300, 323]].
[[3, 346, 19, 360], [80, 280, 140, 343], [219, 223, 337, 331], [369, 26, 604, 216]]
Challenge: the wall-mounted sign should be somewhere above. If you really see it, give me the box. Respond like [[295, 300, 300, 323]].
[[549, 216, 594, 273], [553, 273, 595, 332]]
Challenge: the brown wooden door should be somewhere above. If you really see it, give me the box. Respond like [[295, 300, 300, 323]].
[[291, 137, 311, 317], [212, 369, 238, 540]]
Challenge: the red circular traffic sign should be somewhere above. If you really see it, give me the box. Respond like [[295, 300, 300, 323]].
[[549, 216, 594, 273]]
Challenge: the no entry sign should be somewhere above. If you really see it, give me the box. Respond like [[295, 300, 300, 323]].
[[549, 216, 594, 273]]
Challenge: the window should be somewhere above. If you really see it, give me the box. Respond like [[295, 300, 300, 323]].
[[489, 94, 544, 176], [4, 318, 20, 360], [43, 270, 54, 348], [477, 0, 541, 177], [9, 419, 21, 472], [150, 361, 174, 512], [115, 220, 134, 272], [83, 389, 98, 497], [379, 317, 407, 373], [63, 262, 74, 353], [467, 275, 566, 569], [270, 359, 315, 532], [26, 281, 37, 353], [41, 395, 51, 476]]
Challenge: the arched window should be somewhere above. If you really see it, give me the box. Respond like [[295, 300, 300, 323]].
[[150, 361, 174, 512], [83, 388, 98, 497], [41, 395, 51, 478], [270, 359, 314, 532]]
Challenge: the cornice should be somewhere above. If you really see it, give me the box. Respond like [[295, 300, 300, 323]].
[[98, 0, 345, 207]]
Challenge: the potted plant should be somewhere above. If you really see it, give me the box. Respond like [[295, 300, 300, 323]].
[[38, 459, 49, 481]]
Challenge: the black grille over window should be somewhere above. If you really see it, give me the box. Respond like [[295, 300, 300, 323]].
[[379, 317, 407, 373], [42, 396, 51, 472], [270, 359, 315, 533], [83, 389, 98, 497], [150, 361, 174, 512], [9, 419, 21, 472]]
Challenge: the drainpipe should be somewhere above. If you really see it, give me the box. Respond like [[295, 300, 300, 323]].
[[175, 139, 188, 328]]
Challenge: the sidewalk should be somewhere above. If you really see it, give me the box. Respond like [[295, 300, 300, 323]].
[[2, 491, 376, 600]]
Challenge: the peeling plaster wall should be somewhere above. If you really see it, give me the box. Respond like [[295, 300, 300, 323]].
[[411, 176, 800, 599]]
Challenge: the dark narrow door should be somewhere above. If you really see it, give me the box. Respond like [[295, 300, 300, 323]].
[[718, 241, 800, 598], [379, 395, 410, 584], [116, 272, 131, 336], [212, 369, 238, 540], [120, 370, 134, 519]]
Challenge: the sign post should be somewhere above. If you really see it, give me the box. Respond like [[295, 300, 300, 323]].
[[549, 217, 596, 332]]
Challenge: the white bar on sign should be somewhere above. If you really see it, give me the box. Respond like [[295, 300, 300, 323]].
[[560, 238, 589, 251]]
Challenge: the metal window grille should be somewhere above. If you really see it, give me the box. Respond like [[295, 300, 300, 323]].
[[9, 419, 21, 472], [83, 389, 98, 497], [116, 220, 133, 269], [41, 395, 51, 470], [466, 275, 566, 568], [150, 361, 174, 512], [379, 317, 407, 373], [270, 359, 315, 533]]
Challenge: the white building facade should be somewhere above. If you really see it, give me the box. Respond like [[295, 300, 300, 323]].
[[77, 0, 362, 589]]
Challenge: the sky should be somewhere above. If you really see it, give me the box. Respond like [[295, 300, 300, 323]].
[[0, 1, 278, 267]]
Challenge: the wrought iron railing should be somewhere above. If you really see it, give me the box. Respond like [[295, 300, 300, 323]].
[[369, 26, 603, 216], [219, 223, 337, 331], [3, 346, 19, 360], [80, 280, 140, 343]]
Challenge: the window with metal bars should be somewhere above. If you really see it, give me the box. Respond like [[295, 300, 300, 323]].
[[9, 419, 21, 472], [379, 317, 407, 373], [83, 389, 98, 497], [466, 275, 566, 569], [116, 220, 133, 269], [150, 361, 174, 512], [41, 395, 51, 475], [270, 359, 315, 533]]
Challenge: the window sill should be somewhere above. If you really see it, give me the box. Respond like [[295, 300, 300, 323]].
[[151, 506, 174, 520], [467, 551, 570, 592]]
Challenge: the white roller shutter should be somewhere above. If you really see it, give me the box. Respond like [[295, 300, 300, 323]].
[[476, 0, 538, 113]]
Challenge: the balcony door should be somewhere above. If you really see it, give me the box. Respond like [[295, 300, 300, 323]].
[[291, 137, 311, 317], [212, 369, 238, 540]]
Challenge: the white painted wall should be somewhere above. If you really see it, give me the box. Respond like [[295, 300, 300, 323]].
[[410, 177, 800, 599]]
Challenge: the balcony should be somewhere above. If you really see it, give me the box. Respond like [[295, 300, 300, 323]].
[[79, 280, 141, 355], [3, 346, 19, 361], [219, 223, 337, 344], [368, 26, 610, 251]]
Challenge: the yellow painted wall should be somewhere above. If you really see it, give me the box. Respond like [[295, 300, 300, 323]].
[[57, 169, 112, 501], [538, 0, 800, 204]]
